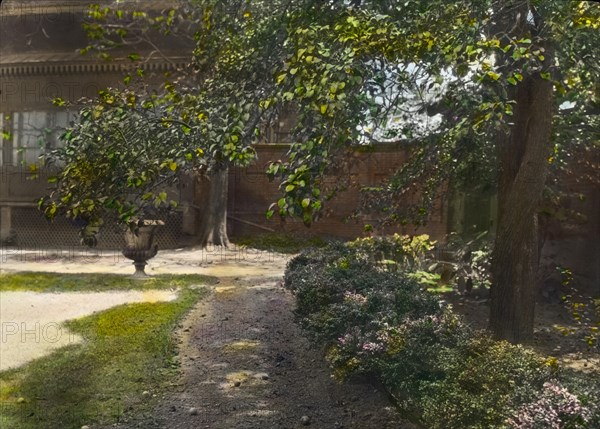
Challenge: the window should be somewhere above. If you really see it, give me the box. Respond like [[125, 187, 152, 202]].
[[0, 113, 7, 165], [0, 110, 73, 166]]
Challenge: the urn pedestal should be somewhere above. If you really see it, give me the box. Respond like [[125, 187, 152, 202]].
[[122, 220, 164, 277]]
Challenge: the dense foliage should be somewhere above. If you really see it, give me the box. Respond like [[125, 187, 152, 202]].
[[284, 239, 600, 428], [39, 0, 599, 338], [47, 0, 599, 230], [39, 88, 202, 243]]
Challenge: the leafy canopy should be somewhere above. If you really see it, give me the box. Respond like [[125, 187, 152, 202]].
[[42, 0, 600, 236]]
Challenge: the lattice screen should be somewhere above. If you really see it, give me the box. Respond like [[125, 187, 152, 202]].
[[7, 207, 184, 250]]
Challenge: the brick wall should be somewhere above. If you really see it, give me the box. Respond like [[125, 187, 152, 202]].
[[227, 144, 449, 242]]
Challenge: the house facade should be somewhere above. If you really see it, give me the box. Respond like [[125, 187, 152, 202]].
[[0, 0, 193, 249], [1, 1, 597, 293]]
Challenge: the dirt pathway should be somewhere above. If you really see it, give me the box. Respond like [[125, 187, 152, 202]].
[[110, 276, 410, 428], [2, 247, 413, 428]]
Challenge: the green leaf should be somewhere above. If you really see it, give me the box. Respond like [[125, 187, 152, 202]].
[[46, 204, 57, 217], [285, 184, 295, 192], [347, 16, 359, 27], [301, 198, 310, 208], [320, 104, 327, 114], [128, 53, 141, 61], [487, 71, 500, 81]]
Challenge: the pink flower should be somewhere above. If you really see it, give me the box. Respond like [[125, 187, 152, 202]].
[[506, 381, 590, 429], [361, 342, 384, 353]]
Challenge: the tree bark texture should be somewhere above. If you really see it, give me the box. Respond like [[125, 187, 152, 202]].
[[194, 168, 230, 247], [489, 73, 554, 343]]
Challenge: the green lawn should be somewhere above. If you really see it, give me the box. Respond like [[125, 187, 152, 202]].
[[0, 273, 214, 429], [0, 272, 216, 292]]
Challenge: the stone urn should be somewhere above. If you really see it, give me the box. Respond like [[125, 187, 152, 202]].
[[122, 220, 164, 277]]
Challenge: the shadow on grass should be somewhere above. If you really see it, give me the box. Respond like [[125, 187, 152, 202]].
[[0, 277, 209, 429]]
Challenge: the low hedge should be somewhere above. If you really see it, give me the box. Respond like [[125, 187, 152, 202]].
[[284, 239, 599, 429]]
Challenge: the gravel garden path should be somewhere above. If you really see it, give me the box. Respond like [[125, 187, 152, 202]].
[[1, 247, 412, 428], [119, 273, 411, 429]]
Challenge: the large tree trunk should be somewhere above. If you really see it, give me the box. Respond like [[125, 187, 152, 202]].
[[489, 72, 554, 343], [195, 167, 230, 247]]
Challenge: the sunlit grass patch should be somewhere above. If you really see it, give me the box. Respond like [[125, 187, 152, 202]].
[[0, 272, 217, 292], [0, 274, 211, 429]]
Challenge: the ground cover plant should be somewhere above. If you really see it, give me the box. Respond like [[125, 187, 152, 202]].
[[0, 273, 212, 429], [284, 237, 600, 428]]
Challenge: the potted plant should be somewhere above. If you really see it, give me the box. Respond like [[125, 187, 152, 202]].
[[122, 219, 165, 277]]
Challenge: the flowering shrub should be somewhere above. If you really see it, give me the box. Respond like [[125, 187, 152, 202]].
[[308, 274, 439, 338], [284, 240, 597, 429], [284, 241, 439, 323], [507, 380, 591, 429], [418, 337, 551, 429], [559, 372, 600, 429]]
